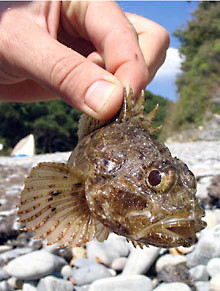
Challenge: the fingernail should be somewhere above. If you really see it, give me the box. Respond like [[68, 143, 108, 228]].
[[85, 80, 117, 113]]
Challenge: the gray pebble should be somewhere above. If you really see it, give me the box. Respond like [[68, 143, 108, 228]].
[[0, 247, 32, 264], [88, 274, 152, 291], [194, 281, 210, 291], [37, 275, 73, 291], [56, 248, 73, 262], [0, 199, 7, 206], [86, 234, 129, 266], [189, 265, 209, 281], [155, 254, 187, 273], [207, 257, 220, 277], [153, 282, 191, 291], [0, 268, 10, 280], [196, 177, 212, 200], [187, 224, 220, 267], [0, 280, 14, 291], [210, 274, 220, 291], [61, 265, 73, 280], [105, 233, 129, 257], [86, 239, 117, 266], [111, 257, 128, 271], [72, 258, 96, 268], [74, 286, 90, 291], [0, 245, 12, 254], [6, 185, 22, 196], [0, 151, 70, 167], [28, 240, 43, 250], [5, 250, 66, 280], [203, 210, 219, 229], [122, 246, 160, 275], [7, 276, 23, 289], [72, 263, 113, 285], [42, 243, 60, 253], [23, 282, 37, 291]]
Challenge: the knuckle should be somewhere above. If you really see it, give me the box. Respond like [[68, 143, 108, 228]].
[[49, 55, 84, 91], [154, 24, 170, 50]]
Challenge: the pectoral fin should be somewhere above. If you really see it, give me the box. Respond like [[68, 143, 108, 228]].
[[18, 162, 109, 247]]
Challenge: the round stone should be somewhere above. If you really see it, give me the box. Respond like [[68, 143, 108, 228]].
[[111, 257, 128, 271], [207, 257, 220, 277], [37, 276, 73, 291], [189, 265, 209, 281], [210, 274, 220, 291], [5, 250, 66, 280], [156, 254, 187, 273], [71, 263, 113, 285], [154, 282, 191, 291], [122, 246, 160, 275], [89, 275, 152, 291]]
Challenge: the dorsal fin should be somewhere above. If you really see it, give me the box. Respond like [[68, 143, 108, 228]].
[[77, 114, 110, 141], [77, 87, 162, 141], [77, 88, 129, 141], [116, 87, 144, 121], [117, 87, 162, 135]]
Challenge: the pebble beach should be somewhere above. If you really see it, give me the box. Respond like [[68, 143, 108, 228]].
[[0, 141, 220, 291]]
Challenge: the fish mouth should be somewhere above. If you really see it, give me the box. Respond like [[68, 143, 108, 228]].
[[134, 214, 207, 248]]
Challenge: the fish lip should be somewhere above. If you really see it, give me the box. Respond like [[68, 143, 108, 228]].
[[160, 217, 206, 239], [134, 213, 206, 242]]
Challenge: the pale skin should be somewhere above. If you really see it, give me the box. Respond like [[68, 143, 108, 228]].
[[0, 1, 169, 120]]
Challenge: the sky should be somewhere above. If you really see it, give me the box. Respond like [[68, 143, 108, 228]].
[[117, 1, 199, 100]]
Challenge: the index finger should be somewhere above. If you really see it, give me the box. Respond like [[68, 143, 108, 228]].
[[62, 1, 149, 97]]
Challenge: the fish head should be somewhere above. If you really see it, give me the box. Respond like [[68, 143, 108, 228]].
[[123, 156, 207, 248], [85, 136, 206, 248]]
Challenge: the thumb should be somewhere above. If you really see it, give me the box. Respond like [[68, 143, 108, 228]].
[[6, 24, 123, 120]]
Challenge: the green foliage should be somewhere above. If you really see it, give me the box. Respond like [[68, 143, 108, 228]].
[[144, 90, 172, 139], [167, 1, 220, 134], [0, 100, 81, 154], [0, 90, 170, 154]]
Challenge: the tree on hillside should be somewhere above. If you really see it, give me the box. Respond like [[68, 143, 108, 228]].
[[0, 100, 81, 154], [167, 1, 220, 132], [144, 90, 172, 139]]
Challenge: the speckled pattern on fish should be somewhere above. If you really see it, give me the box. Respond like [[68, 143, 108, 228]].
[[18, 88, 206, 248]]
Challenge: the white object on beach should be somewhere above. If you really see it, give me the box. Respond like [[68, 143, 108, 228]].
[[11, 134, 35, 157]]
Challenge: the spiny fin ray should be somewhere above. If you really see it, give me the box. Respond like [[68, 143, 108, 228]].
[[126, 238, 147, 249], [77, 114, 110, 141], [77, 86, 161, 140], [117, 87, 162, 135]]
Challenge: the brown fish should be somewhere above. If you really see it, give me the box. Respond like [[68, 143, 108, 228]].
[[18, 88, 206, 248]]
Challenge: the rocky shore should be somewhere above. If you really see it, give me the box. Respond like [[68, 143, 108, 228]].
[[0, 141, 220, 291]]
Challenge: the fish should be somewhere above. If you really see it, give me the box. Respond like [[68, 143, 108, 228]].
[[18, 88, 206, 249]]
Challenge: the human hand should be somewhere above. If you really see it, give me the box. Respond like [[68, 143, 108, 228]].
[[0, 1, 169, 120]]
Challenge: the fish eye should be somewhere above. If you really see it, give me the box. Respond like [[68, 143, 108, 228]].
[[148, 170, 161, 186], [146, 162, 177, 193]]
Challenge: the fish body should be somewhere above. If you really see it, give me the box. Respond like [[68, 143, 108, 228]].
[[18, 89, 206, 248]]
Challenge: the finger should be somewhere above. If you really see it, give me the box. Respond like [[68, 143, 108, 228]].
[[62, 1, 149, 97], [126, 13, 170, 82], [0, 19, 123, 120], [0, 80, 59, 102], [87, 51, 105, 68]]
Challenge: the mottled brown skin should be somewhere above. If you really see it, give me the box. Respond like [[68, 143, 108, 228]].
[[19, 89, 206, 248], [69, 114, 206, 248]]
